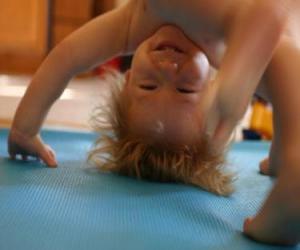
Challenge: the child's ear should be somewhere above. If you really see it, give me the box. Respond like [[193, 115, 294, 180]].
[[124, 70, 131, 87]]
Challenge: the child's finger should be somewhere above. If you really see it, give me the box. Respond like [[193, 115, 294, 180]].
[[8, 144, 17, 160], [9, 154, 16, 160], [21, 155, 28, 161], [259, 158, 270, 175], [8, 149, 16, 160], [47, 146, 56, 160], [45, 145, 57, 167], [37, 144, 57, 168]]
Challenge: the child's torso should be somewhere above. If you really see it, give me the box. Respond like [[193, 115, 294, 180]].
[[127, 0, 243, 67], [127, 0, 300, 74], [125, 0, 300, 106]]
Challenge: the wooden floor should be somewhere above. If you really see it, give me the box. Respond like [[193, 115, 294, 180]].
[[0, 74, 109, 131]]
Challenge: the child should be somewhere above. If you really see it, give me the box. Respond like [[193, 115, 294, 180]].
[[8, 0, 299, 245]]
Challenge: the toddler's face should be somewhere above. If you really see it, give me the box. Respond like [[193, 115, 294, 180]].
[[123, 25, 219, 148]]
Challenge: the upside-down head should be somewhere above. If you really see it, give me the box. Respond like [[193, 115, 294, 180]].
[[89, 25, 234, 196]]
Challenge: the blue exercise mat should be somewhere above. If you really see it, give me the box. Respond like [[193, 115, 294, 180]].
[[0, 128, 298, 250]]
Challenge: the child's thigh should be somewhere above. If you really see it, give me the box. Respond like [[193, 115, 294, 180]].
[[264, 37, 300, 146], [254, 37, 298, 108]]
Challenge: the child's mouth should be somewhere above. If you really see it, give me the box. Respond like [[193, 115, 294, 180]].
[[151, 41, 187, 65], [155, 41, 185, 53], [155, 42, 185, 53]]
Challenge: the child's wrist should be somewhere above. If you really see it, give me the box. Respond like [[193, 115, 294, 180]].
[[10, 125, 38, 140]]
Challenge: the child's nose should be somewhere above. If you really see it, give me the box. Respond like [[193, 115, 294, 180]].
[[157, 60, 179, 79]]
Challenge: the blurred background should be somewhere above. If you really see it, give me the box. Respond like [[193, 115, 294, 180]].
[[0, 0, 130, 131], [0, 0, 272, 141]]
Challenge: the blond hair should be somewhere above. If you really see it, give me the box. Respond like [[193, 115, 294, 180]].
[[88, 71, 234, 196]]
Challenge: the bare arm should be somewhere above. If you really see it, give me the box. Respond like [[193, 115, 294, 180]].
[[8, 3, 132, 165], [12, 5, 131, 135]]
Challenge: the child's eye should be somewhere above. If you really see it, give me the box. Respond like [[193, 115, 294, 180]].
[[176, 88, 195, 94], [139, 85, 157, 90]]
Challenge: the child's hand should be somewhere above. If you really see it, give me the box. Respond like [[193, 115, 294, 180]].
[[8, 129, 57, 167]]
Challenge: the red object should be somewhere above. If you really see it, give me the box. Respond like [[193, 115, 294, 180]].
[[95, 57, 121, 76]]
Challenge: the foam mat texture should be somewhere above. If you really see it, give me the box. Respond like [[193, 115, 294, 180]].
[[0, 129, 298, 250]]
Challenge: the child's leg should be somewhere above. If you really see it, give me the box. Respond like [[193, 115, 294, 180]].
[[244, 36, 300, 245], [257, 36, 300, 176]]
